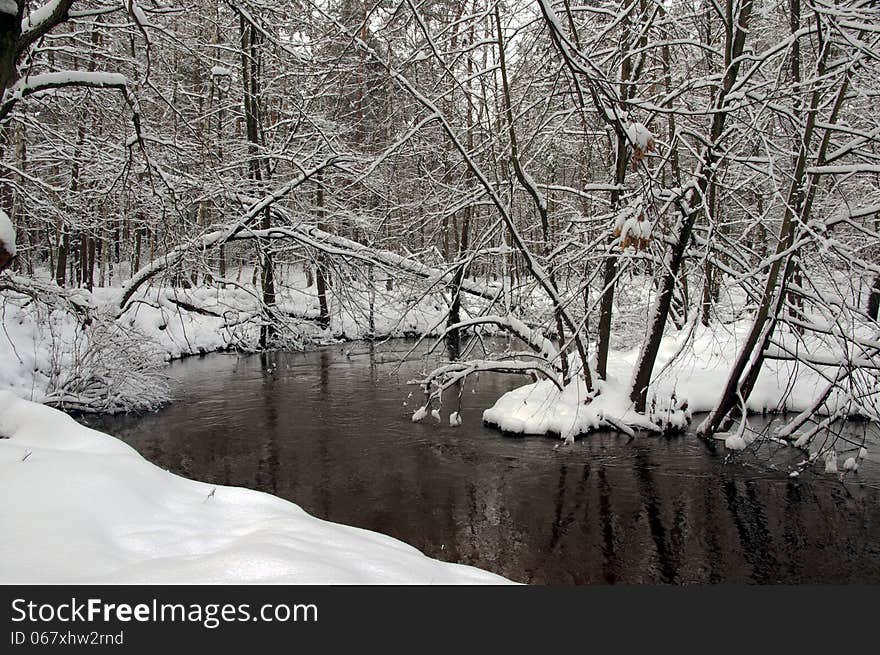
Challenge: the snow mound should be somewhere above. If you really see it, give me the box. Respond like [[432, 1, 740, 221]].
[[0, 391, 510, 584], [482, 322, 877, 441], [482, 374, 688, 439]]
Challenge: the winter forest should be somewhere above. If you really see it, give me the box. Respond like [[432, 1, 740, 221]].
[[1, 0, 880, 585]]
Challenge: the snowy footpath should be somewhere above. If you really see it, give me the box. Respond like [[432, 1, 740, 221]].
[[0, 391, 509, 584]]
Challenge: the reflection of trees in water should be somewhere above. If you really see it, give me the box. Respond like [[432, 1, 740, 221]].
[[84, 348, 880, 584], [597, 467, 619, 584], [633, 445, 678, 583], [722, 479, 778, 582], [447, 441, 880, 583], [317, 348, 331, 515], [255, 352, 280, 495]]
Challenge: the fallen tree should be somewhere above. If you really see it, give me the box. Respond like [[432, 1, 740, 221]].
[[118, 222, 503, 317]]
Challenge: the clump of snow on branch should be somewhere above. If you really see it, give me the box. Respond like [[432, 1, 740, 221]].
[[824, 450, 838, 474], [624, 122, 655, 169], [0, 208, 15, 259], [724, 433, 747, 451], [612, 203, 653, 251]]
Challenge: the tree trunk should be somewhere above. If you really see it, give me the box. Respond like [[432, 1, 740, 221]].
[[315, 172, 330, 328], [868, 275, 880, 321], [238, 12, 275, 348], [630, 0, 754, 412], [699, 18, 847, 436]]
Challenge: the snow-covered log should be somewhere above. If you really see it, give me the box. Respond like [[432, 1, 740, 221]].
[[119, 222, 502, 316], [441, 315, 560, 366]]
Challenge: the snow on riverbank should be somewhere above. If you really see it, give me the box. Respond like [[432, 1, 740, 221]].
[[0, 391, 509, 584], [0, 275, 458, 411], [483, 376, 684, 441], [483, 321, 880, 441]]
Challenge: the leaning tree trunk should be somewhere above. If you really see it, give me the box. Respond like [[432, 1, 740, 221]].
[[630, 0, 755, 413], [698, 25, 848, 437]]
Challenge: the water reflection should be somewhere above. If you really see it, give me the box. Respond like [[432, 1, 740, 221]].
[[82, 341, 880, 584]]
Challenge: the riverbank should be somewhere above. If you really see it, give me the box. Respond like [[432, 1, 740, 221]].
[[480, 320, 880, 452], [0, 390, 510, 583], [0, 273, 458, 412]]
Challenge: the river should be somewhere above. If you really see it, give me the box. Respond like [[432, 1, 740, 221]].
[[80, 339, 880, 584]]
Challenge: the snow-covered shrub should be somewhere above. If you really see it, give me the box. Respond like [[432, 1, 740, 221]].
[[43, 317, 170, 414], [1, 279, 169, 413]]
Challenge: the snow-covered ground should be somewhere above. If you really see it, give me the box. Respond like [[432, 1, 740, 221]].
[[0, 258, 512, 583], [481, 319, 879, 455], [0, 272, 461, 412], [0, 391, 509, 584]]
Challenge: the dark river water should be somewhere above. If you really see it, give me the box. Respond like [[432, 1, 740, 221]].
[[81, 340, 880, 584]]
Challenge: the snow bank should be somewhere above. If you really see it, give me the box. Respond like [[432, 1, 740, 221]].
[[0, 275, 475, 411], [0, 391, 509, 584], [483, 375, 686, 442], [484, 322, 878, 441]]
